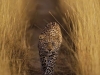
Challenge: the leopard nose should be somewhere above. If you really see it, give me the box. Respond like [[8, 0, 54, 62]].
[[48, 49, 52, 51]]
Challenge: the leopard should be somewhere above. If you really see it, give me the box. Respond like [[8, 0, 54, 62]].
[[38, 22, 62, 75]]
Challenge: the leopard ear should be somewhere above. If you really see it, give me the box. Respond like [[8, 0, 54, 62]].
[[39, 34, 45, 39]]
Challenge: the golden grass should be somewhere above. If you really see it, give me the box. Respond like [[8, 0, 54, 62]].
[[0, 0, 100, 75], [76, 1, 100, 75], [0, 0, 29, 75], [60, 0, 100, 75]]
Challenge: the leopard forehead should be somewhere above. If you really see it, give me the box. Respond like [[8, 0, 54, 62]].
[[39, 22, 62, 40]]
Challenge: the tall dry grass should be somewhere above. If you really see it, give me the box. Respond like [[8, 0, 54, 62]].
[[76, 0, 100, 75], [0, 0, 100, 75], [0, 0, 29, 75], [60, 0, 100, 75]]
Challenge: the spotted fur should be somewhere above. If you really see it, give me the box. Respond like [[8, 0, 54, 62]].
[[38, 22, 62, 75]]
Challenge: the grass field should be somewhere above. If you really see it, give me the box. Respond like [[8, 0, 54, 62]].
[[0, 0, 100, 75]]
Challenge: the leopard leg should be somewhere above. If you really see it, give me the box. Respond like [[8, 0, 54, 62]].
[[39, 51, 48, 75], [44, 51, 58, 75]]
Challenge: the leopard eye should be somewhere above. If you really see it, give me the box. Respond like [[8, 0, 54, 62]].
[[52, 42, 55, 46]]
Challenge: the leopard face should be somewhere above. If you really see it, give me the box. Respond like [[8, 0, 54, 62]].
[[38, 22, 62, 53]]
